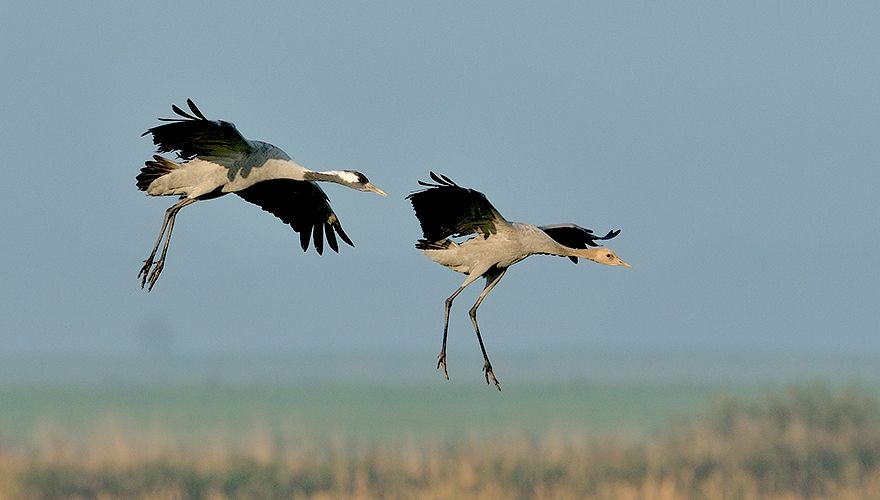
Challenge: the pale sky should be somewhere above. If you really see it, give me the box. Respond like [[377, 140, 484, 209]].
[[2, 2, 878, 363]]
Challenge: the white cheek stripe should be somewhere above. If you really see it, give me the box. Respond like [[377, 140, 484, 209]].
[[335, 171, 360, 184]]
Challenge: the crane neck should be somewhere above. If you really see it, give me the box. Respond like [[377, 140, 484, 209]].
[[303, 170, 348, 184], [527, 225, 609, 263]]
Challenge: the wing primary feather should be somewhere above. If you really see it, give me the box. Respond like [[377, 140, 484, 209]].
[[187, 99, 207, 120], [313, 224, 324, 255], [171, 104, 197, 120], [601, 229, 621, 240], [325, 223, 339, 252], [235, 179, 352, 255], [439, 173, 457, 186], [299, 228, 310, 252], [539, 225, 621, 253], [429, 171, 443, 184], [335, 225, 354, 248], [417, 172, 459, 189], [408, 173, 504, 242]]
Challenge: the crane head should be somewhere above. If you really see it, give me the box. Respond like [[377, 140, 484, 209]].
[[337, 170, 387, 197], [594, 248, 631, 268]]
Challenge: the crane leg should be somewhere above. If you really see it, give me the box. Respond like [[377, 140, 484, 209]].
[[438, 285, 467, 380], [138, 198, 196, 290], [468, 269, 507, 391]]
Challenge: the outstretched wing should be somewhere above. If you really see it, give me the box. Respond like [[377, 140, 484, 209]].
[[406, 172, 507, 243], [142, 99, 253, 165], [539, 224, 621, 264], [235, 179, 354, 255]]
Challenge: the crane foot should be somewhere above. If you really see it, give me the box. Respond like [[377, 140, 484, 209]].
[[138, 259, 154, 288], [437, 351, 449, 380], [145, 260, 164, 291], [483, 362, 501, 391]]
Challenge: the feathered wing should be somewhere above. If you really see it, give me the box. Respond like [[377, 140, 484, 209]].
[[235, 179, 354, 255], [406, 172, 506, 245], [142, 99, 253, 165], [539, 224, 621, 263]]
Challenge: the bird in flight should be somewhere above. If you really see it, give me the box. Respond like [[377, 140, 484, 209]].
[[137, 99, 386, 290], [407, 172, 630, 390]]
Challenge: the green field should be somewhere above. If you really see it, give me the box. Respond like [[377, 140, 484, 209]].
[[1, 382, 750, 449]]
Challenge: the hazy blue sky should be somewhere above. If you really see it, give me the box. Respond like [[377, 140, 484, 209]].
[[2, 2, 878, 365]]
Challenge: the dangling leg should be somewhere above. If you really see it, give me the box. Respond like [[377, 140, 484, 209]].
[[468, 268, 507, 391], [437, 272, 483, 380], [438, 286, 465, 380], [138, 206, 175, 285], [139, 198, 197, 290]]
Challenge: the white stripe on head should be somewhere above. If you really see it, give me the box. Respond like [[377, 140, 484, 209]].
[[335, 170, 363, 184]]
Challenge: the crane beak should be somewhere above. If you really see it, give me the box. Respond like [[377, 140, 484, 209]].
[[619, 259, 632, 269], [365, 183, 387, 197]]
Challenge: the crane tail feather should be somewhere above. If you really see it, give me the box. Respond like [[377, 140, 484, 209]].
[[415, 239, 452, 250], [136, 155, 178, 191]]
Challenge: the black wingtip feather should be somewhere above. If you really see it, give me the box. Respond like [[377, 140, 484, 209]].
[[429, 171, 444, 184], [425, 171, 457, 187], [408, 172, 503, 242], [187, 99, 207, 120], [540, 224, 622, 252], [313, 224, 324, 255], [299, 229, 310, 252], [336, 225, 354, 248], [171, 104, 196, 120], [325, 224, 339, 253]]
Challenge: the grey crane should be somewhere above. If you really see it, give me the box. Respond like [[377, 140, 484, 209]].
[[136, 99, 386, 290], [407, 172, 630, 390]]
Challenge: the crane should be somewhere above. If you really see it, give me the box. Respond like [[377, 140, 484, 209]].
[[407, 172, 630, 390], [136, 99, 386, 291]]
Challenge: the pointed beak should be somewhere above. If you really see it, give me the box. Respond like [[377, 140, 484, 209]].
[[620, 259, 632, 269], [365, 183, 387, 197]]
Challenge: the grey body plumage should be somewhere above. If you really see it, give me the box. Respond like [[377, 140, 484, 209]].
[[407, 172, 630, 390], [136, 99, 386, 291]]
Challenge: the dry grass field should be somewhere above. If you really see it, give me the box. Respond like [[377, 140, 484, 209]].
[[2, 384, 879, 499]]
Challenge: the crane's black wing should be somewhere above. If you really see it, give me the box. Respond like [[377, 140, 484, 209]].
[[406, 172, 506, 243], [142, 99, 253, 163], [235, 179, 354, 255], [539, 224, 621, 264]]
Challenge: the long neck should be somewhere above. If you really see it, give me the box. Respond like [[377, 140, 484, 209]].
[[516, 224, 608, 264], [544, 244, 608, 263], [303, 170, 347, 185], [530, 228, 609, 264]]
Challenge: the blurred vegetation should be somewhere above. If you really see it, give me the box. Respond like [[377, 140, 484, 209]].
[[2, 384, 879, 499]]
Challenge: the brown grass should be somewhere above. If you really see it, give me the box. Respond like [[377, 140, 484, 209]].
[[2, 384, 880, 499]]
